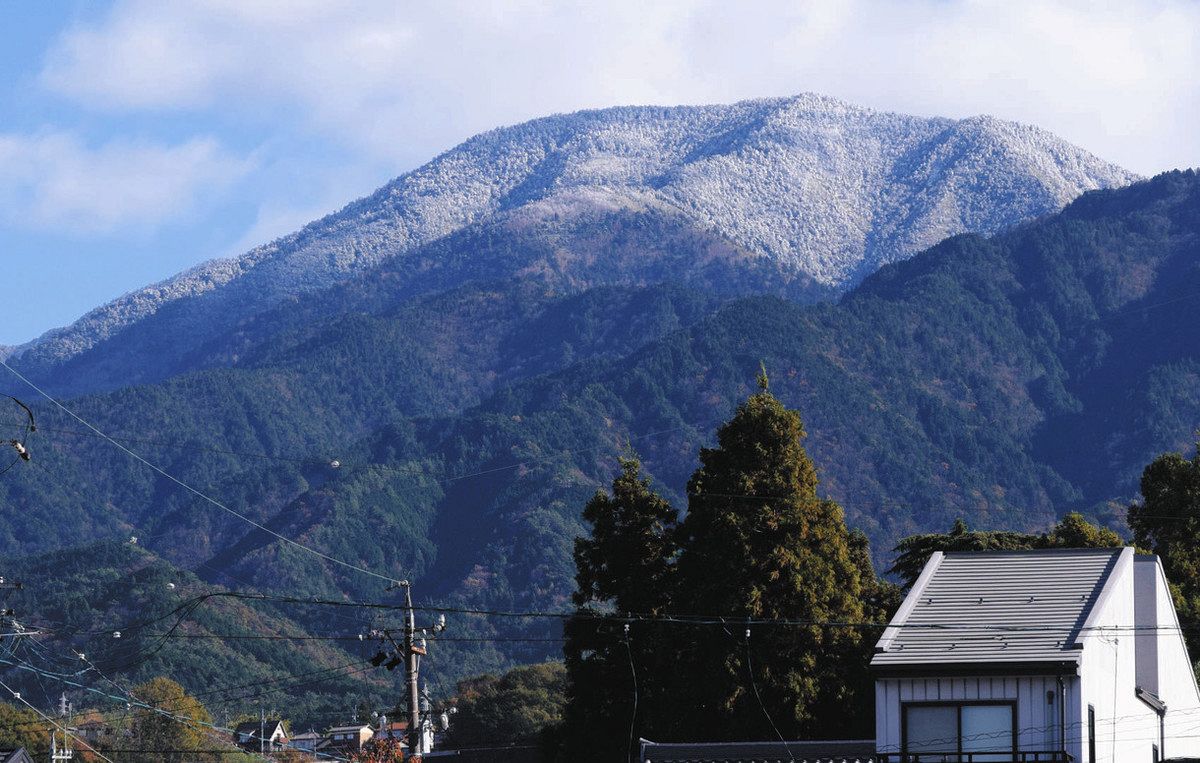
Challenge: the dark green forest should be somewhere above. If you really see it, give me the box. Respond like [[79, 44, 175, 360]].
[[2, 170, 1200, 714]]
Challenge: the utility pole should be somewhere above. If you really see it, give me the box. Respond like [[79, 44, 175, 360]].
[[402, 583, 424, 760], [0, 577, 23, 619], [51, 693, 73, 761], [376, 580, 445, 760]]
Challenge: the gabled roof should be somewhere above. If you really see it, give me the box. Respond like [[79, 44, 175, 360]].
[[639, 739, 875, 762], [872, 547, 1127, 674], [290, 730, 322, 739], [0, 749, 34, 763], [233, 719, 285, 737]]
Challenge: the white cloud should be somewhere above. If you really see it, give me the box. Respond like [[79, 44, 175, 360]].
[[0, 132, 252, 233], [39, 0, 1200, 174]]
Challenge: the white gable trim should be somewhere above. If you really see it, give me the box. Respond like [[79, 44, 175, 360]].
[[1071, 547, 1133, 649], [876, 551, 943, 653]]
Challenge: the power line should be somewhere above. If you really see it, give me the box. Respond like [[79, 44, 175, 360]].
[[0, 651, 351, 762], [743, 628, 795, 763], [622, 625, 639, 763], [31, 407, 723, 488], [27, 450, 378, 638], [0, 655, 377, 735], [153, 589, 1200, 634], [76, 651, 352, 762], [0, 357, 402, 587], [0, 675, 115, 763]]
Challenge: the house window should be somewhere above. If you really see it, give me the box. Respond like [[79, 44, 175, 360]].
[[1088, 705, 1096, 763], [903, 702, 1015, 761]]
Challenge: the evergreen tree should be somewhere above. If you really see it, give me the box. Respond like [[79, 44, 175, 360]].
[[560, 457, 678, 761], [671, 371, 872, 739], [445, 662, 566, 748], [1045, 512, 1124, 549], [1128, 444, 1200, 661], [891, 514, 1124, 589]]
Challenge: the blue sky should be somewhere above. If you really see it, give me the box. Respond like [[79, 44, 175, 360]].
[[3, 0, 1198, 346]]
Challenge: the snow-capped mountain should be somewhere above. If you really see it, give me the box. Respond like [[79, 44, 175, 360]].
[[13, 94, 1135, 384]]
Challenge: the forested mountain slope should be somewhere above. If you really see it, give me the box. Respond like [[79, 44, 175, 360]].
[[440, 170, 1200, 559], [10, 94, 1133, 394], [2, 170, 1193, 689], [4, 167, 1195, 583], [209, 168, 1200, 605], [0, 542, 393, 727]]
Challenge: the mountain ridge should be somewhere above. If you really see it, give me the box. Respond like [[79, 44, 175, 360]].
[[11, 93, 1135, 392]]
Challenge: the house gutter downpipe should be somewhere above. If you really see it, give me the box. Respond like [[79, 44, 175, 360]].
[[1057, 675, 1067, 760]]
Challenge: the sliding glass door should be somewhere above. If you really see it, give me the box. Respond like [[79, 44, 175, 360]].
[[902, 701, 1016, 761]]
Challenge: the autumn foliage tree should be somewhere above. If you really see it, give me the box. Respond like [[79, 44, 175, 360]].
[[120, 677, 218, 762], [445, 661, 566, 748], [350, 738, 405, 763], [0, 702, 51, 756]]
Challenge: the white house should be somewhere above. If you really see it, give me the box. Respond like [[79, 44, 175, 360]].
[[872, 547, 1200, 763], [232, 718, 287, 752]]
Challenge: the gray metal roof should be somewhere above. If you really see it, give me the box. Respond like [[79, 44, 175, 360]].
[[871, 547, 1127, 670], [640, 738, 876, 762]]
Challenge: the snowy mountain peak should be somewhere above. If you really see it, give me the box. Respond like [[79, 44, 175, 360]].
[[12, 94, 1137, 386]]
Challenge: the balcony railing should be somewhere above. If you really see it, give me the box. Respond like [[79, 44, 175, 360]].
[[875, 752, 1072, 763]]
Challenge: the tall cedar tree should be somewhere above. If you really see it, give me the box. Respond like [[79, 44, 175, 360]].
[[560, 457, 678, 762], [671, 372, 872, 739], [1128, 443, 1200, 661]]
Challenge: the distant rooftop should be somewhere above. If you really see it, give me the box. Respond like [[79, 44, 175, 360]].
[[872, 547, 1126, 673], [233, 719, 284, 736]]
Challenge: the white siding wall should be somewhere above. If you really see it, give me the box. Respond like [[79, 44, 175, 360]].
[[1077, 556, 1158, 763], [1151, 559, 1200, 761], [874, 675, 1066, 756]]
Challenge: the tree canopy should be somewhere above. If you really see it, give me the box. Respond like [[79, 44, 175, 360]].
[[673, 380, 872, 738], [122, 677, 216, 763], [560, 456, 679, 762], [560, 378, 888, 758], [890, 513, 1123, 589], [1128, 443, 1200, 660], [0, 702, 50, 757], [443, 661, 566, 749]]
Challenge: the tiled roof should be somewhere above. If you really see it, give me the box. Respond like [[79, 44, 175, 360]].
[[640, 739, 875, 762], [872, 548, 1126, 669]]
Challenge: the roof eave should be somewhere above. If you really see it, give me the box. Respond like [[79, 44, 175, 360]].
[[871, 659, 1080, 678]]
